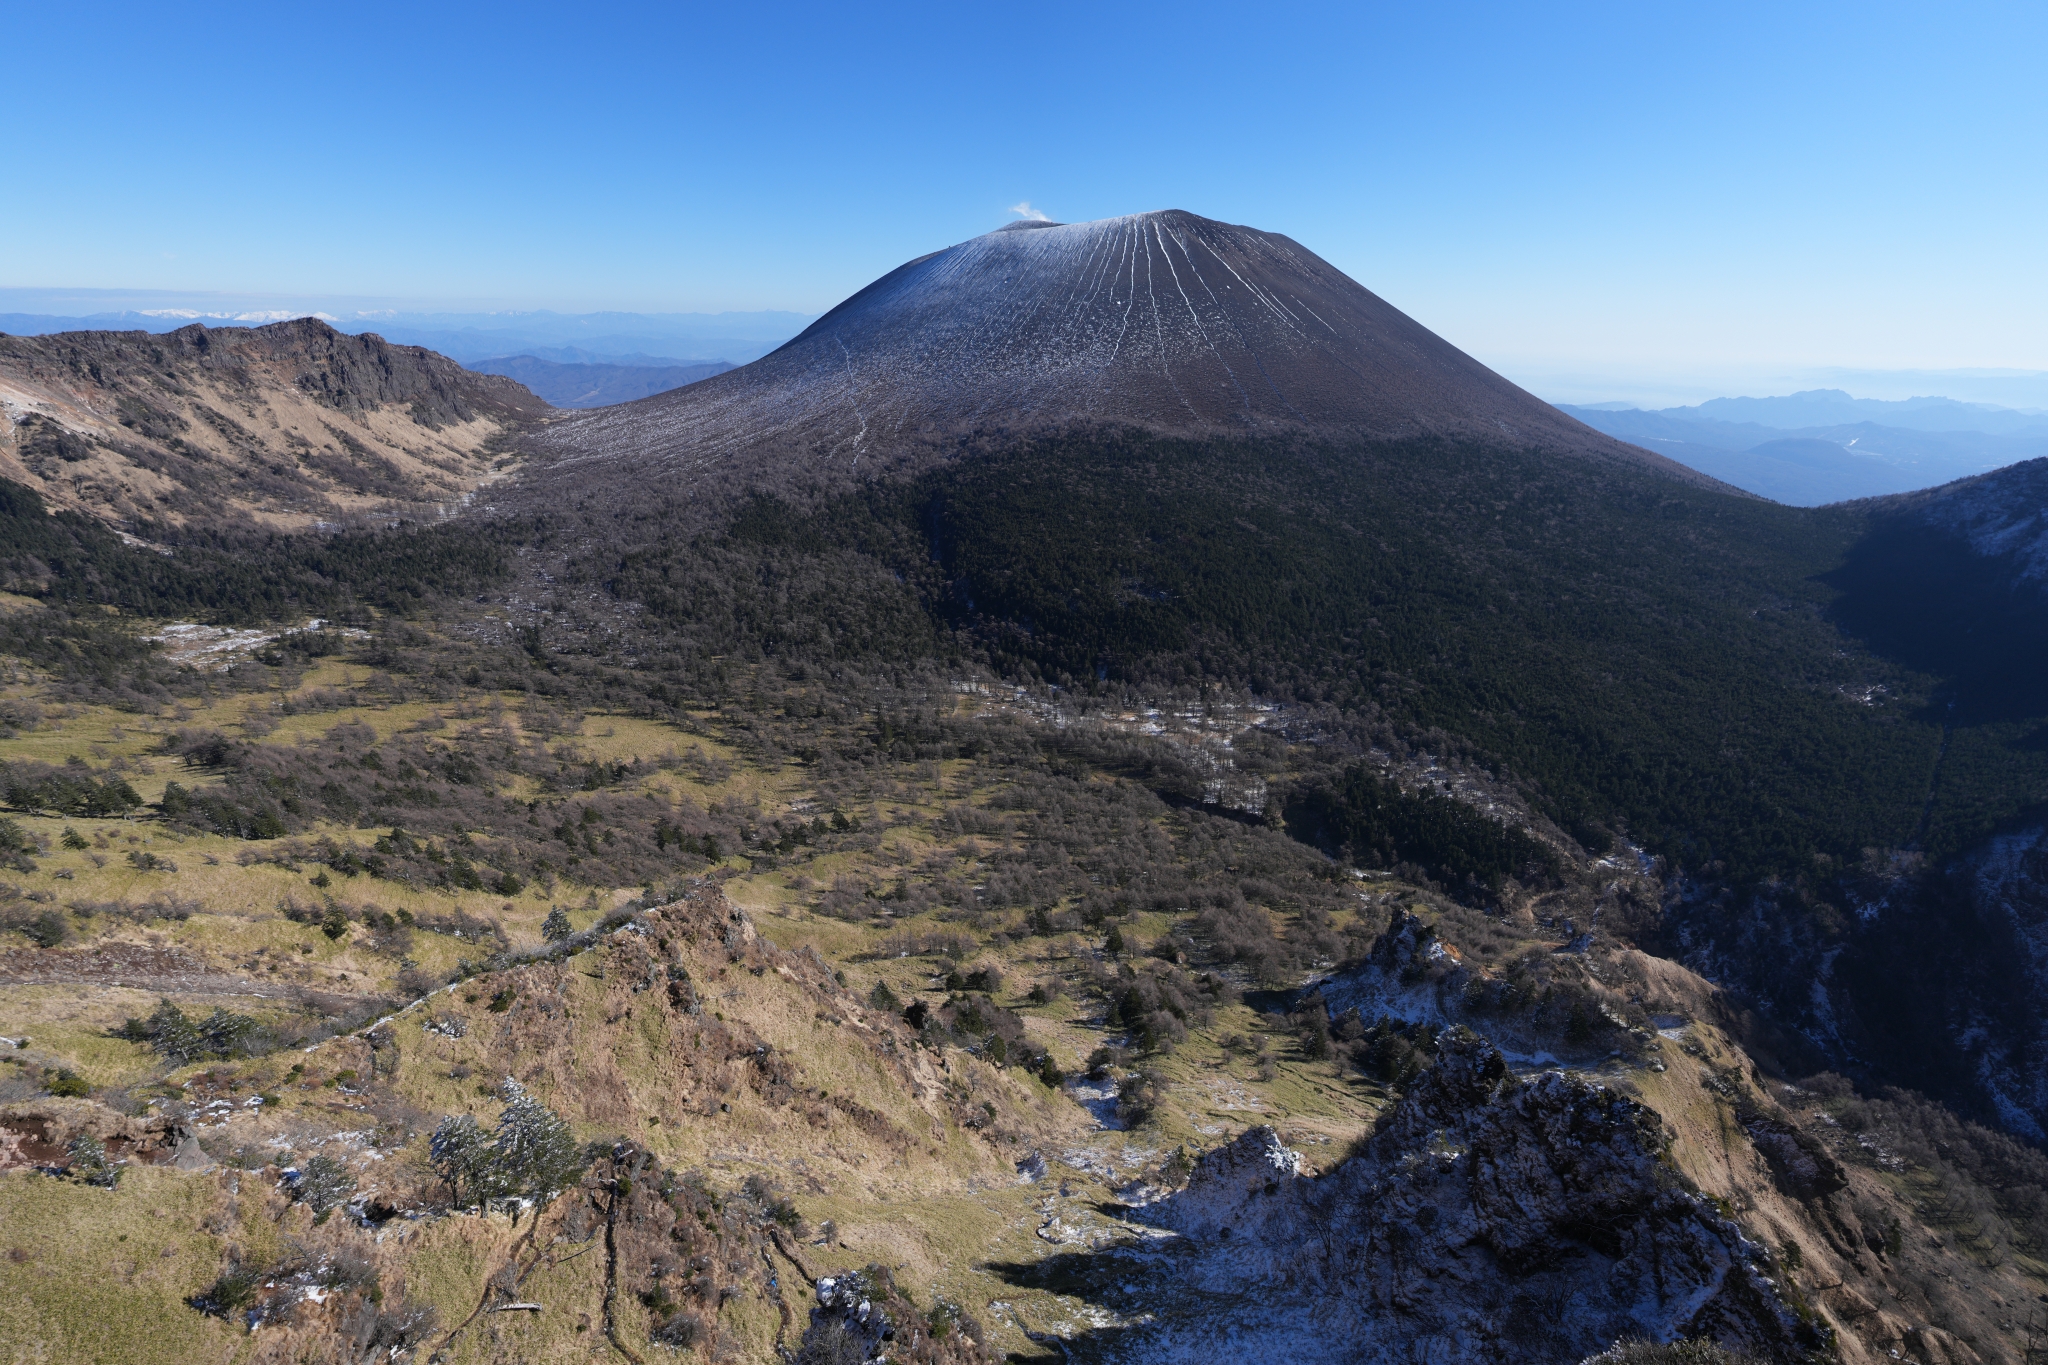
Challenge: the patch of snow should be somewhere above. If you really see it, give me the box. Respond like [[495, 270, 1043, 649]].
[[1066, 1075, 1123, 1129]]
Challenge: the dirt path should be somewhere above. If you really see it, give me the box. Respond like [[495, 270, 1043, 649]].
[[0, 944, 354, 1011]]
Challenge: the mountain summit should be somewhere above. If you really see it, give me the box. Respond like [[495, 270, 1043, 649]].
[[528, 209, 1710, 490]]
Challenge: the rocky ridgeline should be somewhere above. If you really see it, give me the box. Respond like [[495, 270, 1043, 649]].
[[0, 318, 547, 529], [1309, 909, 1656, 1067], [1114, 1032, 1821, 1364]]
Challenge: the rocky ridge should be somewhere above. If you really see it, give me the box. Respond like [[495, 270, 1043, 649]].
[[1055, 1033, 1821, 1364], [0, 319, 549, 532]]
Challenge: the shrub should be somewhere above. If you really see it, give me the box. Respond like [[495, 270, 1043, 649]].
[[116, 998, 260, 1062], [651, 1310, 703, 1348], [397, 967, 444, 999], [1116, 1070, 1166, 1128], [24, 909, 68, 948], [46, 1068, 89, 1098], [1087, 1044, 1131, 1077], [289, 1153, 357, 1223], [188, 1264, 260, 1317], [944, 963, 1003, 994], [65, 1133, 120, 1188], [541, 907, 572, 941], [742, 1173, 806, 1233], [319, 906, 349, 940]]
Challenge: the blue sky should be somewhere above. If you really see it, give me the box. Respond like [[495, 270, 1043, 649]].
[[4, 1, 2044, 399]]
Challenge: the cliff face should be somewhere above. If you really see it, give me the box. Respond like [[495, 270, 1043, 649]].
[[0, 318, 549, 533], [1106, 1033, 1819, 1365]]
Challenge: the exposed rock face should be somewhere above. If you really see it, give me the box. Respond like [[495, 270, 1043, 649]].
[[1308, 910, 1650, 1067], [0, 318, 548, 531], [518, 210, 1727, 517], [1148, 1124, 1305, 1245], [1106, 1033, 1820, 1363], [1880, 456, 2048, 595], [0, 1098, 188, 1171], [1955, 821, 2048, 1137]]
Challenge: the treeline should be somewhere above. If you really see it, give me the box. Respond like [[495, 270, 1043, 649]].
[[0, 476, 521, 623], [0, 759, 143, 818], [1286, 765, 1560, 899], [515, 431, 2000, 885]]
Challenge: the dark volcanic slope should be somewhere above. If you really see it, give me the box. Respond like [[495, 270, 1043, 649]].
[[525, 210, 1716, 493]]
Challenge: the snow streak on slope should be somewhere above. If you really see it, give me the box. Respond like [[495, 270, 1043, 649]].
[[522, 211, 1711, 495], [1898, 456, 2048, 590]]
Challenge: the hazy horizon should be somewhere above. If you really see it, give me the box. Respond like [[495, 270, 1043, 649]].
[[6, 283, 2045, 415], [5, 2, 2044, 387]]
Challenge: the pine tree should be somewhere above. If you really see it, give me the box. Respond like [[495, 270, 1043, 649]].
[[291, 1153, 357, 1222], [430, 1084, 584, 1213], [541, 907, 572, 942], [429, 1112, 491, 1207], [490, 1082, 583, 1206]]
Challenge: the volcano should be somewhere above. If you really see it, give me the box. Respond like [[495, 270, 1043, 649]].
[[525, 210, 1716, 492]]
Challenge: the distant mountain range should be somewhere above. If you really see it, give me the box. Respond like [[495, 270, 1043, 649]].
[[1681, 389, 2048, 433], [467, 355, 735, 409], [1562, 389, 2048, 504], [0, 307, 812, 368]]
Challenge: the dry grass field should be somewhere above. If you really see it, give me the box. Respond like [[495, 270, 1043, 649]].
[[1, 611, 2044, 1364]]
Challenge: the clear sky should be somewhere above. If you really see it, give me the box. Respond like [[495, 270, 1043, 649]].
[[4, 1, 2044, 399]]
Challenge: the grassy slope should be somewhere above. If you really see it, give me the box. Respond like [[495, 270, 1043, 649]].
[[1, 618, 2044, 1363], [0, 628, 1386, 1359]]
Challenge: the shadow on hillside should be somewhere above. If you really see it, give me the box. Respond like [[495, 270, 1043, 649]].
[[1824, 517, 2048, 726], [982, 1231, 1175, 1363]]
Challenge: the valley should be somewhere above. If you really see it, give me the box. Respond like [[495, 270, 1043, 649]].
[[1, 604, 2044, 1363], [2, 210, 2046, 1365]]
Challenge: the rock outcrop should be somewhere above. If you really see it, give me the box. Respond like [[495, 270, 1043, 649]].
[[0, 318, 549, 531], [1106, 1032, 1823, 1363], [801, 1264, 995, 1364]]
